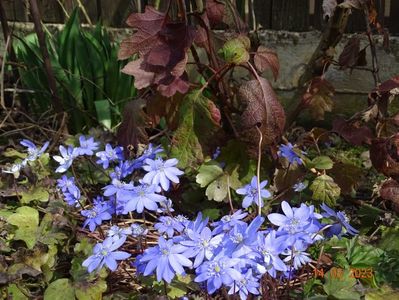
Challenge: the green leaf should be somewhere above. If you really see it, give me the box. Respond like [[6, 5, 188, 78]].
[[3, 148, 26, 159], [44, 279, 75, 300], [346, 238, 384, 268], [196, 161, 224, 188], [95, 100, 112, 130], [20, 187, 49, 204], [379, 227, 399, 252], [7, 206, 39, 249], [202, 208, 221, 220], [310, 174, 341, 206], [75, 279, 107, 300], [366, 286, 399, 300], [7, 284, 28, 300], [205, 168, 241, 202], [196, 161, 242, 202], [323, 268, 360, 300], [219, 35, 250, 64], [306, 156, 334, 170], [171, 90, 220, 169]]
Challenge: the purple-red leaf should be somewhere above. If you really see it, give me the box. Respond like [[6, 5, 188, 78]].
[[117, 99, 151, 156], [254, 46, 279, 81], [119, 6, 196, 97], [380, 179, 399, 213], [370, 134, 399, 181], [338, 37, 361, 69], [238, 78, 286, 155], [205, 0, 225, 27], [332, 117, 373, 145], [118, 6, 164, 60]]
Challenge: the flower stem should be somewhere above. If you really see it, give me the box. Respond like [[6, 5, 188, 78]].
[[255, 125, 263, 216]]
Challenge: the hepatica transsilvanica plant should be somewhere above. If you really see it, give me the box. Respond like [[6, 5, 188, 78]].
[[4, 137, 359, 299]]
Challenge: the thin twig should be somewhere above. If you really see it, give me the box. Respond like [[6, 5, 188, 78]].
[[0, 35, 10, 109], [363, 6, 380, 86], [28, 0, 65, 115]]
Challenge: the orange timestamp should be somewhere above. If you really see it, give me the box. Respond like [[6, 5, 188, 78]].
[[314, 267, 374, 280]]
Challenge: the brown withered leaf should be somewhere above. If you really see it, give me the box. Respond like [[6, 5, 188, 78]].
[[119, 6, 196, 97], [273, 163, 305, 193], [370, 134, 399, 181], [146, 93, 184, 130], [339, 0, 365, 9], [322, 0, 337, 19], [338, 37, 361, 69], [380, 179, 399, 213], [303, 77, 335, 121], [254, 46, 279, 81], [332, 117, 373, 145], [329, 162, 363, 195], [117, 99, 151, 156], [238, 78, 286, 155]]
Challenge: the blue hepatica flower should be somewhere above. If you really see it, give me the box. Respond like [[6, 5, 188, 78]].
[[142, 158, 184, 191], [180, 226, 223, 268], [56, 175, 79, 197], [107, 225, 132, 242], [133, 144, 163, 167], [110, 160, 135, 180], [53, 145, 78, 173], [76, 135, 99, 156], [236, 176, 271, 209], [268, 201, 320, 245], [224, 216, 264, 258], [278, 143, 303, 165], [131, 223, 148, 238], [20, 139, 49, 161], [255, 230, 288, 277], [293, 181, 307, 192], [282, 240, 312, 270], [103, 178, 135, 201], [320, 203, 358, 237], [157, 198, 175, 214], [227, 269, 260, 300], [194, 254, 242, 294], [123, 183, 166, 214], [81, 203, 112, 232], [82, 237, 130, 273], [63, 190, 81, 207], [96, 144, 124, 169], [139, 236, 192, 283], [155, 216, 184, 238], [211, 210, 248, 235]]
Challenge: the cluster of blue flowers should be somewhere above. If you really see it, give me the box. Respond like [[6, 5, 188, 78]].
[[3, 139, 49, 176], [134, 200, 358, 299], [3, 137, 359, 299]]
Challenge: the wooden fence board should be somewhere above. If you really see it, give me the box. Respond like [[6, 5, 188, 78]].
[[271, 0, 309, 31], [1, 0, 398, 35]]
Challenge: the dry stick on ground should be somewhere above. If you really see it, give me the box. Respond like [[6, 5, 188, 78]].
[[28, 0, 64, 114], [287, 6, 351, 127]]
